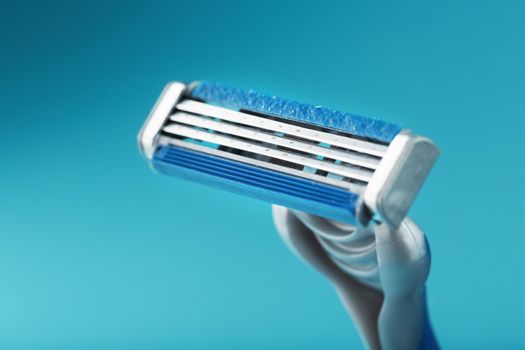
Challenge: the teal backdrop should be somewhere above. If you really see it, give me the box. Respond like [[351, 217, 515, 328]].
[[1, 1, 524, 349]]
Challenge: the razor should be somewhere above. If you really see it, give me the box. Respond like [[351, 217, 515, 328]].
[[138, 81, 439, 229]]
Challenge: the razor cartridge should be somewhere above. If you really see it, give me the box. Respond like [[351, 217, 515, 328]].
[[138, 81, 439, 228]]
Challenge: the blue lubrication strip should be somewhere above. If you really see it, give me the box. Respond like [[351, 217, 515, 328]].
[[154, 145, 358, 210], [161, 151, 349, 205], [191, 81, 401, 143]]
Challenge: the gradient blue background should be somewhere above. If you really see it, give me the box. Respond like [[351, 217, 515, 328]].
[[1, 1, 524, 349]]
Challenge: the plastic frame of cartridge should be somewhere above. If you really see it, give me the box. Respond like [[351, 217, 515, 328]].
[[363, 131, 439, 229], [138, 82, 187, 160]]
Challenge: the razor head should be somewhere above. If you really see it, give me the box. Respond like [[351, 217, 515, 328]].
[[138, 81, 439, 229]]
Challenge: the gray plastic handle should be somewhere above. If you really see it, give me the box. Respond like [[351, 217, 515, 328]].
[[272, 205, 439, 350]]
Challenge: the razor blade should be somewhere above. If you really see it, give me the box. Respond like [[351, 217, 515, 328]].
[[138, 81, 439, 229]]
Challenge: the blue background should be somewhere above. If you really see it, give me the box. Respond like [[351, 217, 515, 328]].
[[1, 1, 524, 348]]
